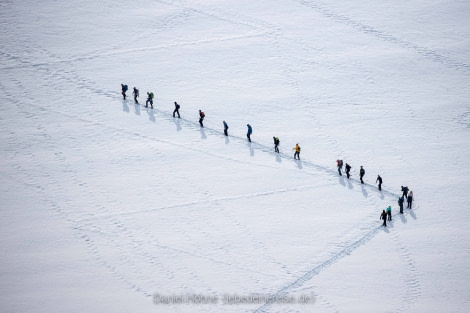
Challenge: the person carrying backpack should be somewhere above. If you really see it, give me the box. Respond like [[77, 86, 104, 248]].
[[145, 92, 154, 108], [345, 163, 351, 179], [407, 190, 414, 209], [380, 209, 387, 227], [398, 196, 404, 214], [199, 110, 205, 127], [223, 121, 229, 136], [246, 124, 252, 142], [293, 143, 301, 160], [133, 87, 139, 103], [173, 102, 181, 118], [336, 159, 343, 176], [376, 175, 383, 191], [401, 186, 409, 198], [359, 166, 365, 184], [273, 137, 280, 153], [121, 84, 128, 100]]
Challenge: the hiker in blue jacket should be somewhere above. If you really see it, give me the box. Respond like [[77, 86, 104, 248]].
[[246, 124, 252, 142]]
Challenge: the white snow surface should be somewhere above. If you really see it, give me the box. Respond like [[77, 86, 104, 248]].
[[1, 0, 470, 312]]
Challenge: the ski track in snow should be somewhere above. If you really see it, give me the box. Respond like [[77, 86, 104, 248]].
[[298, 0, 470, 76], [389, 231, 421, 313], [0, 3, 426, 310]]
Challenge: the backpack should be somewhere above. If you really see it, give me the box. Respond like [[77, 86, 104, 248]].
[[124, 85, 128, 91], [200, 111, 205, 118], [274, 137, 279, 144], [339, 160, 343, 168], [150, 92, 154, 99], [176, 104, 180, 109]]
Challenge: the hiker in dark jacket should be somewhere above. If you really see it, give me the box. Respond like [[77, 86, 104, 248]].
[[133, 87, 139, 103], [380, 210, 387, 227], [199, 110, 205, 127], [173, 102, 181, 118], [121, 84, 128, 100], [376, 175, 383, 191], [398, 196, 404, 214], [345, 163, 351, 179], [223, 121, 229, 136], [145, 92, 154, 108], [273, 137, 280, 153], [360, 166, 365, 184], [401, 186, 409, 198]]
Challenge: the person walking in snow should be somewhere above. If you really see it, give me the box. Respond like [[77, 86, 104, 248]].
[[173, 102, 181, 118], [386, 206, 392, 221], [246, 124, 252, 142], [376, 175, 383, 191], [398, 196, 404, 214], [121, 84, 128, 100], [359, 166, 365, 184], [336, 159, 343, 176], [199, 110, 205, 127], [401, 186, 409, 199], [223, 121, 228, 136], [145, 92, 154, 108], [407, 190, 413, 209], [133, 87, 139, 103], [293, 143, 301, 160], [380, 209, 387, 227], [345, 163, 351, 179], [273, 136, 280, 153]]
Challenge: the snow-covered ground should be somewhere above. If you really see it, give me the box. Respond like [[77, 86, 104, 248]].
[[1, 0, 470, 312]]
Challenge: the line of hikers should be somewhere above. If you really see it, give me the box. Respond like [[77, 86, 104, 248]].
[[334, 159, 415, 226], [121, 84, 305, 159], [121, 84, 414, 224], [380, 187, 414, 227]]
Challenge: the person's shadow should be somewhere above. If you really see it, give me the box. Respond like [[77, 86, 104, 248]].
[[275, 153, 281, 163], [361, 184, 368, 198], [173, 118, 182, 132], [339, 176, 346, 187], [134, 102, 140, 115], [295, 159, 303, 169], [347, 178, 353, 190], [122, 100, 129, 113], [399, 213, 407, 224], [248, 142, 254, 157], [378, 190, 384, 200], [225, 136, 229, 144], [147, 108, 155, 123], [200, 127, 206, 139]]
